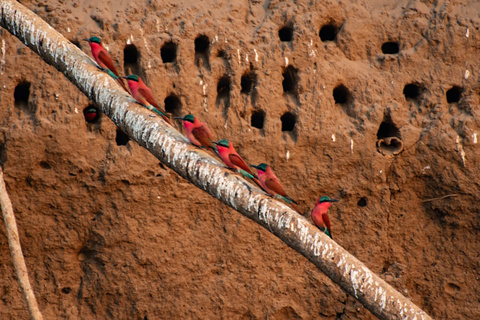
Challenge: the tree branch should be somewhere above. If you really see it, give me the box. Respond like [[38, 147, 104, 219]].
[[0, 167, 44, 320], [0, 1, 431, 319]]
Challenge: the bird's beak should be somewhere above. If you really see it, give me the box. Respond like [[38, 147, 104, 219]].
[[120, 76, 128, 79], [250, 165, 259, 169], [211, 141, 219, 145], [174, 117, 184, 120], [82, 38, 90, 42], [330, 199, 339, 202]]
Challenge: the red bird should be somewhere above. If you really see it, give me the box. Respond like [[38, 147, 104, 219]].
[[177, 114, 215, 150], [212, 139, 257, 177], [83, 36, 129, 92], [250, 163, 300, 213], [311, 196, 339, 239], [122, 75, 173, 126]]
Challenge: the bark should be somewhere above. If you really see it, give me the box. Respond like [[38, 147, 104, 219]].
[[0, 167, 44, 320], [0, 1, 431, 319]]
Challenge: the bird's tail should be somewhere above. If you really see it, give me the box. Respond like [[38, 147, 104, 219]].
[[280, 196, 302, 214], [105, 69, 130, 93], [325, 228, 333, 239], [237, 170, 266, 192], [145, 105, 173, 126]]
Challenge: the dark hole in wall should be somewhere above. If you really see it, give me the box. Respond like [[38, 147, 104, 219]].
[[279, 26, 293, 42], [319, 24, 338, 42], [164, 94, 182, 117], [446, 86, 462, 103], [14, 81, 31, 111], [161, 41, 177, 64], [377, 115, 400, 139], [251, 110, 265, 129], [241, 72, 256, 94], [403, 83, 423, 101], [381, 42, 399, 54], [115, 128, 130, 146], [333, 84, 352, 104], [282, 66, 298, 95], [357, 197, 367, 207], [123, 44, 140, 75], [195, 35, 210, 68], [281, 112, 296, 132]]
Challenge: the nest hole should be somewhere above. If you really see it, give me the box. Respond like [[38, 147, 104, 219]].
[[446, 86, 462, 103], [161, 41, 177, 64], [319, 24, 338, 42], [279, 26, 293, 42], [164, 94, 182, 117], [83, 105, 100, 123], [282, 66, 298, 95], [333, 84, 352, 104], [381, 42, 399, 54], [115, 128, 129, 146], [14, 81, 31, 111], [403, 83, 423, 101], [123, 44, 140, 74], [241, 72, 256, 94], [251, 110, 265, 129], [281, 112, 296, 132], [357, 197, 367, 207]]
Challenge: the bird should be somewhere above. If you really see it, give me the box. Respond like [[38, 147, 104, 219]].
[[176, 114, 215, 150], [212, 139, 258, 180], [83, 106, 99, 122], [122, 74, 173, 125], [83, 36, 129, 92], [250, 163, 301, 213], [311, 196, 339, 239]]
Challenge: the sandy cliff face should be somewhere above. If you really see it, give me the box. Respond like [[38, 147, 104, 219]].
[[1, 0, 479, 319]]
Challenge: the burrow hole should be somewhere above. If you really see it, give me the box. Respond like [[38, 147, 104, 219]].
[[282, 66, 298, 96], [319, 24, 338, 42], [123, 44, 140, 75], [333, 84, 352, 105], [14, 81, 31, 111], [164, 94, 182, 117], [241, 71, 257, 95], [377, 114, 401, 140], [83, 105, 100, 123], [281, 112, 296, 132], [381, 41, 399, 54], [161, 41, 177, 64], [217, 75, 231, 101], [279, 26, 293, 42], [251, 110, 265, 129], [115, 128, 130, 146], [357, 197, 367, 207], [446, 86, 462, 103], [195, 35, 210, 68], [403, 83, 423, 102]]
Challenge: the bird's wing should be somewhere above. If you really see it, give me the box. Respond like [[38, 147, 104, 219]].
[[229, 154, 253, 175], [192, 126, 214, 149], [264, 178, 287, 197], [97, 50, 119, 76], [138, 87, 162, 110], [323, 213, 332, 234]]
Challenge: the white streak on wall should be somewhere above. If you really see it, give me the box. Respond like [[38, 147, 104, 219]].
[[332, 134, 335, 142], [350, 139, 354, 153], [254, 49, 258, 62], [284, 57, 288, 67], [473, 133, 477, 144], [0, 39, 5, 74]]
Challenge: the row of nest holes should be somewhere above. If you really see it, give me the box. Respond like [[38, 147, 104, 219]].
[[280, 24, 400, 55], [122, 32, 400, 71]]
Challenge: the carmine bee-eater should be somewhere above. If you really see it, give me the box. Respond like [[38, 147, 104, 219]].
[[250, 163, 301, 213], [83, 106, 99, 123], [83, 36, 129, 92], [212, 139, 260, 182], [122, 75, 173, 126], [176, 114, 215, 150], [311, 196, 339, 239]]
